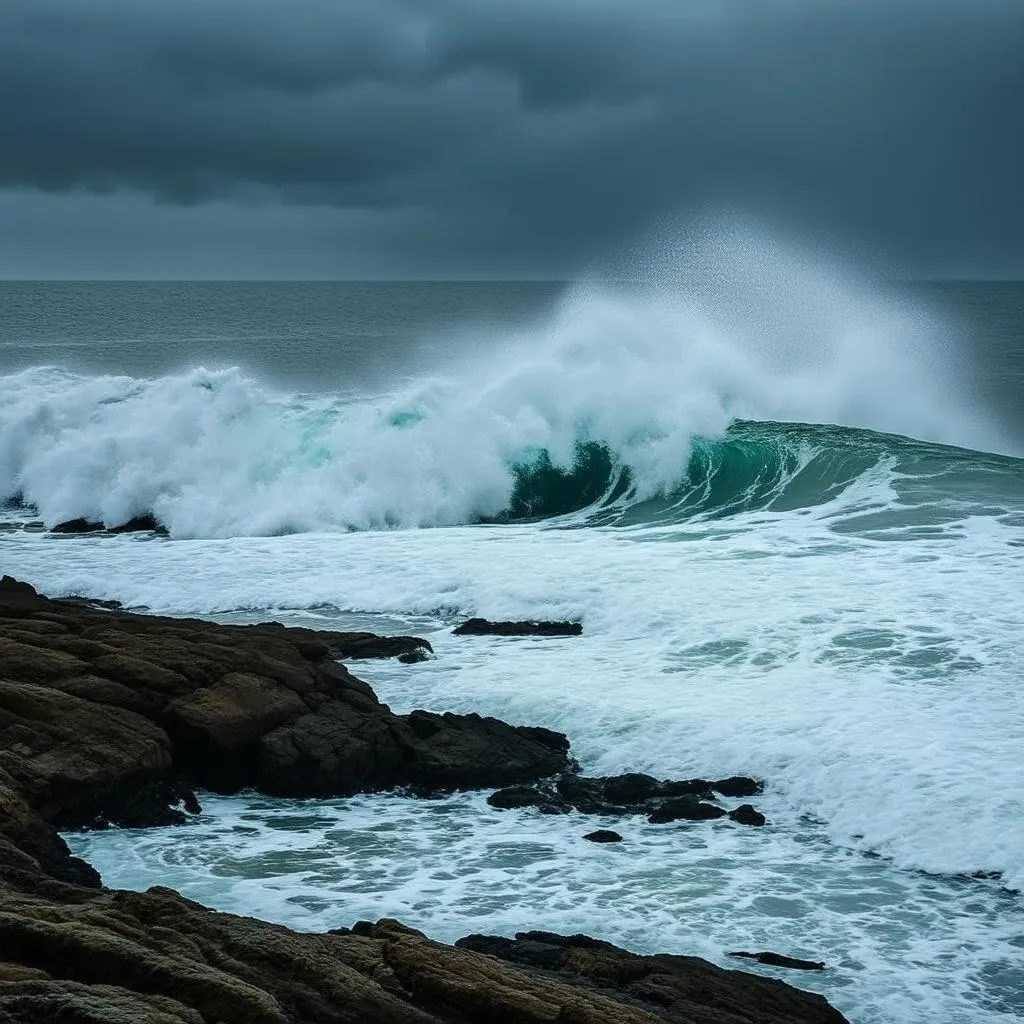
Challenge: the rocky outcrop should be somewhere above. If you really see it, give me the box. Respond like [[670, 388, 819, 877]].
[[453, 617, 583, 637], [0, 576, 848, 1023], [487, 771, 767, 825], [0, 576, 566, 827]]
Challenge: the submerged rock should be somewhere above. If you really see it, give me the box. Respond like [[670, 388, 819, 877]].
[[486, 770, 765, 828], [730, 951, 827, 971], [453, 617, 583, 637], [583, 829, 623, 843], [50, 514, 169, 535]]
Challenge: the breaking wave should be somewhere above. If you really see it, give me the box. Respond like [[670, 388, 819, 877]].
[[1, 242, 1016, 538]]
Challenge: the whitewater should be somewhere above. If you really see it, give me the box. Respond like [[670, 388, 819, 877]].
[[1, 254, 1022, 1023]]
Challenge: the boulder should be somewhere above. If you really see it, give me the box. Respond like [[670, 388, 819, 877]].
[[729, 804, 767, 826], [714, 776, 763, 797], [583, 829, 623, 843], [647, 798, 728, 824]]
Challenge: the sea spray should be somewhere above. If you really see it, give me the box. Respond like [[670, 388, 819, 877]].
[[0, 235, 1010, 536]]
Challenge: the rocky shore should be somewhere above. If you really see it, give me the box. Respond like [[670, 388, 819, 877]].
[[0, 576, 848, 1023]]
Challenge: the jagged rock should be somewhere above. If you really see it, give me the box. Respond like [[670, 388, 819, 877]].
[[453, 617, 582, 637], [729, 804, 767, 826], [0, 577, 567, 821], [109, 514, 168, 534], [485, 772, 759, 828], [50, 514, 168, 535], [730, 951, 826, 971], [647, 797, 728, 824], [583, 829, 623, 843]]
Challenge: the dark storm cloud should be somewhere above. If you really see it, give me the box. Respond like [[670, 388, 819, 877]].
[[1, 0, 1022, 274]]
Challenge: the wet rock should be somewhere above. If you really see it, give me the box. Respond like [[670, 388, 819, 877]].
[[49, 517, 104, 534], [108, 513, 168, 534], [488, 771, 758, 826], [730, 951, 826, 971], [50, 515, 169, 535], [255, 622, 433, 661], [583, 829, 623, 843], [647, 798, 728, 824], [453, 617, 582, 637], [487, 786, 548, 810], [729, 803, 767, 826], [397, 649, 429, 664], [714, 775, 763, 797], [59, 595, 125, 612]]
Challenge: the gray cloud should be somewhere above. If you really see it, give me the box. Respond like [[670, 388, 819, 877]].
[[1, 0, 1022, 276]]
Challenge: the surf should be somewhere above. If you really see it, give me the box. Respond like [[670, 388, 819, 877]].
[[1, 235, 1016, 538]]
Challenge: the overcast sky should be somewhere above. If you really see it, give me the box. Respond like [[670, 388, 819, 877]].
[[1, 0, 1022, 279]]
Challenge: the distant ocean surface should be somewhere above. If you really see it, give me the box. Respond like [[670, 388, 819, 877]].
[[1, 272, 1022, 1024]]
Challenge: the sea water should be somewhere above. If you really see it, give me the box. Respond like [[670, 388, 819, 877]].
[[2, 243, 1022, 1023]]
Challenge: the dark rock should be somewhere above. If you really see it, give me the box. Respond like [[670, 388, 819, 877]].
[[453, 617, 582, 637], [49, 518, 104, 534], [648, 798, 728, 824], [487, 786, 548, 810], [601, 772, 662, 804], [714, 775, 763, 797], [59, 595, 125, 612], [108, 514, 168, 534], [50, 515, 168, 536], [730, 951, 826, 971], [583, 829, 623, 843], [489, 771, 736, 823], [729, 804, 767, 827], [397, 649, 429, 664], [255, 621, 433, 661]]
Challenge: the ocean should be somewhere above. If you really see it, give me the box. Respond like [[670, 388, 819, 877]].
[[1, 266, 1022, 1023]]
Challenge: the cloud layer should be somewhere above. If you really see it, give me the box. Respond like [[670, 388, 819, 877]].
[[2, 0, 1022, 276]]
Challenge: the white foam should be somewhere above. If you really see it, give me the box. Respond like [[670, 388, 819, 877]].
[[68, 790, 1024, 1024], [11, 486, 1023, 893], [0, 231, 1010, 537]]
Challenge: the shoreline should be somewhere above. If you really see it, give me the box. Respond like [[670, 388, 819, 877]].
[[0, 574, 848, 1022]]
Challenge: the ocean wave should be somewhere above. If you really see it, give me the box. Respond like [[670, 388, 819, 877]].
[[2, 261, 1016, 538]]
